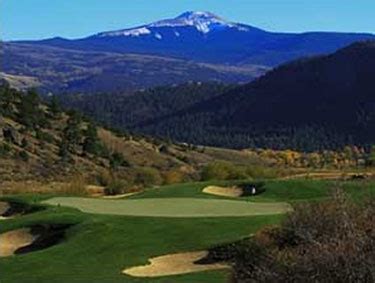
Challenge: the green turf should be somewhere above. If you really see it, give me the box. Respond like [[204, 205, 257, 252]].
[[135, 179, 375, 203], [43, 197, 292, 217], [0, 203, 283, 283], [2, 178, 374, 283]]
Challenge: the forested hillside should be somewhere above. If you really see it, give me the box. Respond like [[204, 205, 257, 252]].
[[62, 41, 375, 152], [62, 82, 232, 128], [136, 41, 375, 151], [0, 82, 211, 187]]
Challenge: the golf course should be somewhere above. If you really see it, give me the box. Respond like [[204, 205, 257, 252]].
[[1, 179, 375, 283], [43, 197, 292, 218]]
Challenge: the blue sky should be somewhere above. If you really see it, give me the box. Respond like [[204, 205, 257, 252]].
[[2, 0, 374, 40]]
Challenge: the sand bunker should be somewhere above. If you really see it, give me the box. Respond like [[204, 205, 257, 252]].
[[0, 201, 11, 220], [203, 186, 243, 198], [123, 251, 229, 277], [0, 201, 10, 219], [0, 201, 44, 219], [102, 192, 140, 199], [86, 185, 106, 197], [0, 228, 38, 257], [0, 201, 10, 215]]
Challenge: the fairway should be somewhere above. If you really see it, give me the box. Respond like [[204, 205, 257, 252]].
[[44, 197, 291, 217]]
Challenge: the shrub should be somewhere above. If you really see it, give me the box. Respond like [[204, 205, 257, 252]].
[[63, 175, 87, 196], [164, 170, 185, 184], [109, 152, 129, 169], [36, 130, 54, 143], [18, 150, 29, 162], [96, 171, 113, 187], [105, 179, 128, 195], [0, 143, 11, 157], [135, 167, 163, 187], [227, 189, 375, 282], [21, 138, 29, 148], [201, 161, 248, 181]]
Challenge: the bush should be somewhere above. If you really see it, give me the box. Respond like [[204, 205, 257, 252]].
[[63, 175, 87, 196], [109, 152, 129, 169], [227, 189, 375, 282], [95, 171, 113, 187], [164, 170, 185, 184], [201, 161, 248, 181], [18, 150, 29, 162], [36, 130, 54, 143], [245, 165, 279, 179], [135, 167, 163, 187], [0, 143, 11, 157], [105, 179, 128, 195]]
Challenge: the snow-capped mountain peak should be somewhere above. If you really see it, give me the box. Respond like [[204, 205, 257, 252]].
[[96, 11, 248, 37], [150, 11, 243, 33]]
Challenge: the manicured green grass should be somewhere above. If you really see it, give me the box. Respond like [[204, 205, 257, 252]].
[[43, 197, 291, 217], [135, 179, 375, 203], [0, 203, 283, 283], [2, 178, 374, 283]]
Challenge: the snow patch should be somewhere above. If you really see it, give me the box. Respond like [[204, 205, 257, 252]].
[[97, 11, 251, 37], [149, 11, 246, 34], [99, 27, 151, 37]]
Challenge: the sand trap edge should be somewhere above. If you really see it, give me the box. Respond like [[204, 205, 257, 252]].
[[122, 251, 229, 278], [203, 186, 244, 198]]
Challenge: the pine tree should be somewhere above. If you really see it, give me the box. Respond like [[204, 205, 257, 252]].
[[82, 123, 101, 155]]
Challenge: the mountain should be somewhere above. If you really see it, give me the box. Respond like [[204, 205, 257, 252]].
[[18, 11, 375, 66], [64, 41, 375, 151], [3, 11, 375, 93]]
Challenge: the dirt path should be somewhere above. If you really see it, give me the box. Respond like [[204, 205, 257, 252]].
[[123, 251, 229, 277], [0, 228, 37, 257]]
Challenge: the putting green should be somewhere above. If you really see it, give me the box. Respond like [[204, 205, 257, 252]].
[[44, 197, 292, 218]]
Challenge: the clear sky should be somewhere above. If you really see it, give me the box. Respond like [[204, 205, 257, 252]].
[[2, 0, 374, 41]]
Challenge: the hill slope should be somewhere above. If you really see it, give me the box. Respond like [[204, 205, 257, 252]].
[[2, 82, 292, 188], [133, 41, 375, 150], [62, 82, 232, 128], [1, 43, 265, 93]]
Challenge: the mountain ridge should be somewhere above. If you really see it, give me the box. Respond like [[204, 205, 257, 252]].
[[3, 11, 375, 93]]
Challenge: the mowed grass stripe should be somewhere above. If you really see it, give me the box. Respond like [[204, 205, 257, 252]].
[[44, 197, 292, 217]]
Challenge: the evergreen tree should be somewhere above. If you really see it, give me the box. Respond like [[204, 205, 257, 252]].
[[82, 123, 101, 155], [62, 112, 82, 153], [49, 95, 61, 118]]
